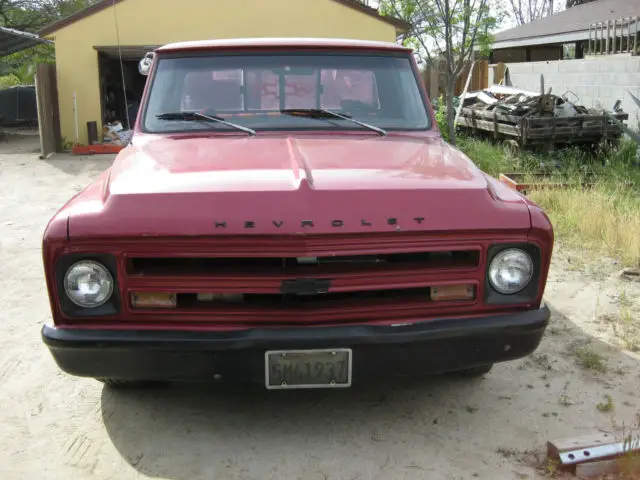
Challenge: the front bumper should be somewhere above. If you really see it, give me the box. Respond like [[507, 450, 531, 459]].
[[42, 305, 550, 383]]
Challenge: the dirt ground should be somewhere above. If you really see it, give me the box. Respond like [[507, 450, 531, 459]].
[[1, 134, 639, 480]]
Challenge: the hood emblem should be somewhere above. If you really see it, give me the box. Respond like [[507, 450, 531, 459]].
[[213, 217, 425, 229]]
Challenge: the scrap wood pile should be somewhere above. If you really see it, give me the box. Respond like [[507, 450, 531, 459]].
[[455, 84, 629, 149]]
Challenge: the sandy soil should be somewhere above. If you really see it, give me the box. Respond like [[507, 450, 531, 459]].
[[1, 135, 639, 480]]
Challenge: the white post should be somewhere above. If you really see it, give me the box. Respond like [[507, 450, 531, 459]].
[[454, 61, 475, 126], [599, 23, 604, 54], [613, 19, 617, 54], [34, 73, 46, 158]]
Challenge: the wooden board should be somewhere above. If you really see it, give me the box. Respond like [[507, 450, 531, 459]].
[[72, 143, 125, 155], [35, 63, 62, 158], [455, 117, 519, 136], [547, 432, 617, 459], [459, 110, 627, 128], [458, 116, 625, 143], [526, 113, 628, 125], [459, 107, 523, 124], [547, 432, 621, 477], [524, 125, 623, 139]]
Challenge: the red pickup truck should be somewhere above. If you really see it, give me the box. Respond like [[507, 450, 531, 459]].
[[41, 38, 553, 389]]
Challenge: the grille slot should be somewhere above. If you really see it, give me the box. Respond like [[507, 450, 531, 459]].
[[177, 287, 437, 309], [128, 250, 479, 276]]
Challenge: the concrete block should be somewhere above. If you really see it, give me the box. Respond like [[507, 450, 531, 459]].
[[550, 82, 564, 92], [607, 88, 626, 104], [506, 63, 533, 74], [628, 87, 640, 102], [625, 58, 640, 73], [578, 74, 598, 85], [559, 73, 580, 86], [622, 88, 640, 121], [581, 96, 594, 107], [558, 60, 583, 73], [541, 76, 559, 87], [510, 75, 538, 91], [597, 73, 615, 84], [574, 86, 597, 105], [584, 60, 602, 73], [612, 73, 632, 86], [620, 99, 640, 121], [628, 73, 640, 87], [598, 86, 613, 98], [532, 61, 560, 74], [573, 85, 590, 96], [607, 59, 628, 72]]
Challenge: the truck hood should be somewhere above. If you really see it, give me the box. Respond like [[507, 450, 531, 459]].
[[66, 134, 531, 237]]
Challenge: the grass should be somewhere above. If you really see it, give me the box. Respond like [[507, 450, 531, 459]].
[[496, 447, 519, 458], [571, 345, 608, 373], [613, 308, 640, 352], [605, 290, 640, 352], [457, 136, 640, 267], [558, 394, 573, 407], [531, 185, 640, 266], [619, 418, 640, 479], [597, 394, 615, 412]]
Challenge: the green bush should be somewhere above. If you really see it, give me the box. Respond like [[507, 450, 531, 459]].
[[0, 74, 21, 89], [434, 96, 449, 142]]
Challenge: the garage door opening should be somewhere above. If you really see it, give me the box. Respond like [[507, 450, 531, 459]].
[[95, 46, 155, 132]]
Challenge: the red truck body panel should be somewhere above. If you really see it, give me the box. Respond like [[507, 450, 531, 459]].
[[62, 131, 531, 238]]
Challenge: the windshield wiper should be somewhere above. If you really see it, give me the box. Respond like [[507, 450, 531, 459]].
[[156, 111, 256, 136], [280, 109, 386, 136]]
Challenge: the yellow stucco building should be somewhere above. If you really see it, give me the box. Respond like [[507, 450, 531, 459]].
[[39, 0, 407, 146]]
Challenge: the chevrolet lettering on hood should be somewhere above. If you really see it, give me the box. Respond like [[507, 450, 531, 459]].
[[41, 37, 553, 392], [215, 217, 425, 229]]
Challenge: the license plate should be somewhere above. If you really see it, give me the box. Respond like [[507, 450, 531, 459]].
[[265, 348, 352, 389]]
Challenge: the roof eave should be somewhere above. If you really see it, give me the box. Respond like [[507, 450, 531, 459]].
[[0, 26, 52, 57], [39, 0, 410, 36], [492, 30, 590, 49]]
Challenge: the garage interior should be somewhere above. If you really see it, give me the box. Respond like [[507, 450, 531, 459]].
[[95, 46, 155, 131]]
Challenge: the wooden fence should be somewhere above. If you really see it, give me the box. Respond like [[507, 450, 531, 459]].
[[589, 16, 639, 55], [422, 59, 490, 100]]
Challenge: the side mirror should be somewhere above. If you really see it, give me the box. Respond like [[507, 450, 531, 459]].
[[139, 52, 154, 76]]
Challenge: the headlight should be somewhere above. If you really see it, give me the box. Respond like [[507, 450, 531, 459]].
[[63, 261, 114, 308], [488, 248, 533, 295]]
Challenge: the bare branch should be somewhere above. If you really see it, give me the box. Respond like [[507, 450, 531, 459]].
[[507, 0, 557, 25]]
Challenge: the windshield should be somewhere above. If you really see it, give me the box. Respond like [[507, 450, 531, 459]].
[[142, 52, 430, 133]]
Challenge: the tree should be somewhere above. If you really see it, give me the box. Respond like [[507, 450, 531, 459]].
[[565, 0, 597, 7], [380, 0, 499, 145], [0, 1, 95, 31], [507, 0, 556, 26], [0, 1, 94, 85]]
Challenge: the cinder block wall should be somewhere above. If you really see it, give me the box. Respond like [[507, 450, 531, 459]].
[[499, 56, 640, 126]]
